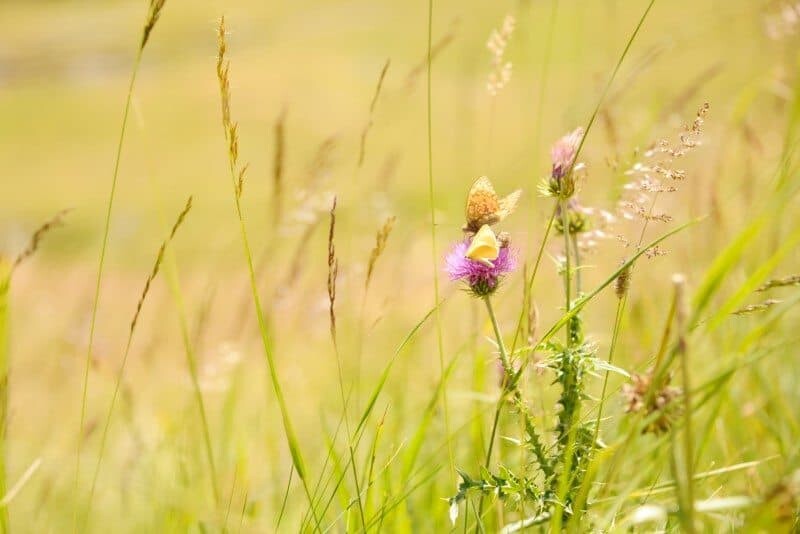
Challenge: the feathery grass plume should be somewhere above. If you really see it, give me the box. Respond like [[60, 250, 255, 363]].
[[214, 17, 320, 529], [76, 0, 169, 505], [365, 216, 395, 290], [486, 14, 514, 96], [618, 103, 709, 242], [84, 196, 192, 526], [11, 209, 70, 272], [732, 299, 783, 315], [757, 274, 800, 291], [358, 59, 390, 169], [327, 197, 338, 345]]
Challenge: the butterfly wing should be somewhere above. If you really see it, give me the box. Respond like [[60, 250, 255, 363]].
[[465, 176, 500, 232], [465, 224, 499, 266], [496, 189, 522, 222]]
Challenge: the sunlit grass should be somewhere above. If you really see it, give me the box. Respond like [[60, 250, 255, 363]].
[[0, 0, 799, 531]]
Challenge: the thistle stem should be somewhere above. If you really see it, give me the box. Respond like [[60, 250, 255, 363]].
[[571, 233, 583, 296], [476, 296, 510, 529], [561, 198, 572, 345]]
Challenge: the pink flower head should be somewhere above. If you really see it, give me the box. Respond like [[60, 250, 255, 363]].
[[550, 127, 584, 179], [445, 240, 517, 296]]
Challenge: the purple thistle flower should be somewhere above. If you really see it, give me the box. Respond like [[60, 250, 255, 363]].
[[551, 127, 584, 179], [445, 240, 517, 296]]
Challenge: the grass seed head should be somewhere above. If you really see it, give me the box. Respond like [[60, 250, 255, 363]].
[[141, 0, 168, 50], [366, 215, 396, 290], [12, 208, 70, 273]]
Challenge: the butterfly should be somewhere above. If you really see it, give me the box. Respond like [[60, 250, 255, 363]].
[[463, 176, 522, 233], [465, 224, 500, 267]]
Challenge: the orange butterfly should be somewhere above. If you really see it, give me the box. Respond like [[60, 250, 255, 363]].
[[463, 176, 522, 233]]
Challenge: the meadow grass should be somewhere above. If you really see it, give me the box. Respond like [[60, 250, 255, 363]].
[[1, 0, 799, 532]]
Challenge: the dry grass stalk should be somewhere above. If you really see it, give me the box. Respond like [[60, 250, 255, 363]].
[[405, 19, 459, 90], [358, 59, 391, 169], [273, 107, 287, 227], [365, 215, 396, 290], [376, 152, 400, 189], [305, 135, 338, 187], [327, 197, 339, 346], [757, 275, 800, 292], [130, 197, 193, 334], [141, 0, 168, 50], [216, 17, 247, 199], [733, 299, 783, 315], [486, 14, 515, 96], [527, 299, 539, 350], [12, 208, 70, 273], [614, 264, 632, 299]]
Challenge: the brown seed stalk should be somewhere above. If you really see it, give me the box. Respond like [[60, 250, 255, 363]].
[[365, 215, 396, 290], [130, 196, 193, 335], [327, 197, 339, 346], [358, 59, 391, 169], [12, 208, 71, 273]]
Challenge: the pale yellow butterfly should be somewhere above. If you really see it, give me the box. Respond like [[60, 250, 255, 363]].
[[465, 224, 500, 267], [463, 176, 522, 233]]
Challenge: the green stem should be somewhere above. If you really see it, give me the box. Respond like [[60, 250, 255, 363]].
[[675, 282, 695, 533], [484, 297, 511, 375], [511, 203, 559, 354], [592, 296, 625, 449], [561, 198, 572, 345], [477, 297, 553, 526], [331, 337, 367, 530], [571, 233, 582, 296], [425, 0, 454, 478], [476, 296, 510, 530], [0, 263, 11, 533], [163, 244, 221, 508], [75, 48, 142, 510]]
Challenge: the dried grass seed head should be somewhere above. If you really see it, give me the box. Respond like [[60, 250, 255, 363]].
[[622, 369, 683, 435], [486, 14, 515, 96]]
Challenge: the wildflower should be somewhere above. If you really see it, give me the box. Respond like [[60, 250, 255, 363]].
[[541, 127, 584, 198], [622, 370, 682, 435], [554, 198, 591, 235], [551, 127, 584, 179], [445, 234, 516, 297]]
